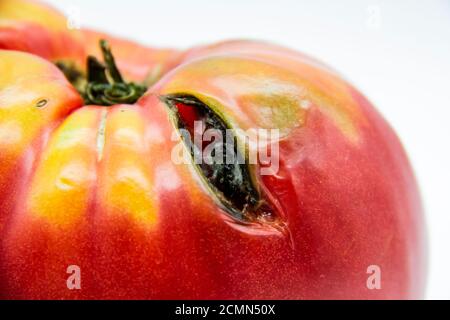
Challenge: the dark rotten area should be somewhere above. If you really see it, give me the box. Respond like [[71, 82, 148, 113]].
[[162, 94, 276, 224]]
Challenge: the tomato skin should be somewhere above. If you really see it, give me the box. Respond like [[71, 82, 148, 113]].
[[0, 0, 85, 66], [0, 1, 425, 300], [0, 0, 180, 82]]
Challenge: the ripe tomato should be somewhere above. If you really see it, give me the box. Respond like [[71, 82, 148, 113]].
[[0, 0, 425, 299]]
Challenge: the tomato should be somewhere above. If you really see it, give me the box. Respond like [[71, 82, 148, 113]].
[[0, 0, 425, 299]]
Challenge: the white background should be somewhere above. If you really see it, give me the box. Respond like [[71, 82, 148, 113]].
[[46, 0, 450, 299]]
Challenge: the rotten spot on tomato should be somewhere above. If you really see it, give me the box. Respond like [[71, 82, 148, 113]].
[[162, 94, 281, 227]]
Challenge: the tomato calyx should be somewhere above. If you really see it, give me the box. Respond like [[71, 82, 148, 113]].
[[163, 94, 281, 227], [57, 40, 147, 106]]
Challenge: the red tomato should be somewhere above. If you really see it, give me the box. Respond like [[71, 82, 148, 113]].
[[0, 0, 425, 299]]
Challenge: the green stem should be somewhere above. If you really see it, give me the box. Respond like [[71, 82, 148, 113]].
[[63, 39, 148, 106], [87, 56, 108, 84], [99, 39, 124, 84]]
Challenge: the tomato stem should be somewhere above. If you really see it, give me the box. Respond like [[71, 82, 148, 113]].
[[57, 40, 147, 106], [99, 39, 124, 84], [82, 40, 147, 106]]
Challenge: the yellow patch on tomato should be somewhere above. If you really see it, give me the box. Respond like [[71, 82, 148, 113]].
[[97, 106, 158, 227], [26, 107, 100, 228]]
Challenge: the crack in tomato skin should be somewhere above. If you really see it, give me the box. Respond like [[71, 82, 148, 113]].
[[162, 94, 278, 224]]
